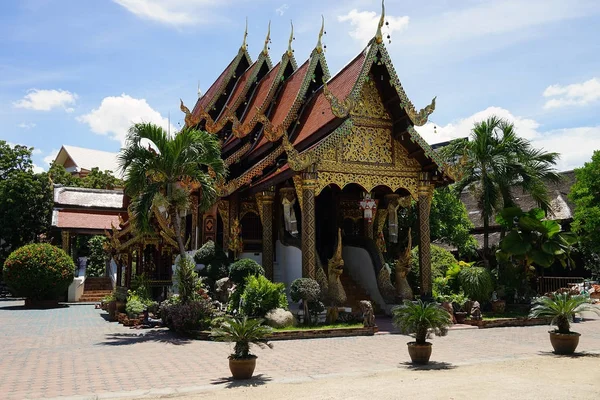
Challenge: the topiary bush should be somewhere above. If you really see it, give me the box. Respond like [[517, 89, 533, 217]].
[[229, 258, 264, 286], [2, 243, 75, 301], [290, 278, 321, 303], [240, 275, 288, 317]]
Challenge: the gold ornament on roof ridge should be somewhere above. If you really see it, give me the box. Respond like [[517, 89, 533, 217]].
[[405, 97, 437, 127], [375, 0, 385, 44], [180, 99, 200, 128], [316, 15, 325, 53], [241, 17, 248, 51], [287, 20, 294, 57], [323, 78, 357, 118], [263, 20, 271, 55]]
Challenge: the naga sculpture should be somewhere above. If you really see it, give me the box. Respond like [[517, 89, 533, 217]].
[[180, 99, 200, 128], [395, 228, 413, 301], [377, 264, 396, 304], [326, 228, 347, 323]]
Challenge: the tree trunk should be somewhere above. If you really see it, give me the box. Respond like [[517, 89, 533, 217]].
[[173, 209, 187, 258], [482, 216, 490, 267]]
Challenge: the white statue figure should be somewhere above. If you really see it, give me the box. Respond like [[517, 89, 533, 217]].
[[359, 193, 377, 222], [282, 193, 299, 237], [387, 200, 400, 243]]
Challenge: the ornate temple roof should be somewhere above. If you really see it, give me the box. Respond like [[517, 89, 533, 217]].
[[184, 5, 449, 197]]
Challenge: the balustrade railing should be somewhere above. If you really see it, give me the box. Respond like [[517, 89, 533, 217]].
[[537, 276, 584, 294]]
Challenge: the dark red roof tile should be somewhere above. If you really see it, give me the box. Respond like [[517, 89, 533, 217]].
[[56, 210, 122, 230]]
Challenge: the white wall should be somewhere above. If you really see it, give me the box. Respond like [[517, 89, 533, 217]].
[[275, 241, 302, 300], [67, 277, 85, 302], [240, 252, 262, 266], [342, 245, 393, 314]]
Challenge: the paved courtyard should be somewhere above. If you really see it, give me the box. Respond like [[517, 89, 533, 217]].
[[1, 299, 599, 400]]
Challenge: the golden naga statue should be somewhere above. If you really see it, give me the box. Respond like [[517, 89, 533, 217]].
[[180, 99, 201, 128], [326, 228, 347, 323], [405, 97, 436, 127], [395, 228, 414, 300]]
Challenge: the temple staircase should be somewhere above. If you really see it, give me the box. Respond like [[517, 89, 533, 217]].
[[79, 277, 113, 302], [339, 271, 381, 314]]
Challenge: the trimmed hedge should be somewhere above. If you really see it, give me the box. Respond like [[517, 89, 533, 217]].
[[229, 258, 264, 285], [2, 243, 75, 300]]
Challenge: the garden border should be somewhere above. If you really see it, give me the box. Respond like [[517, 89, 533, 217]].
[[191, 326, 376, 341], [462, 317, 552, 329]]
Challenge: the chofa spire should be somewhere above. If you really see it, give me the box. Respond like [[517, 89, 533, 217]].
[[262, 20, 271, 55], [241, 17, 248, 51], [316, 15, 325, 53], [287, 20, 294, 56], [375, 0, 385, 44]]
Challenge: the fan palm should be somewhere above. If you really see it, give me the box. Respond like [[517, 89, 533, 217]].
[[529, 293, 599, 334], [118, 123, 225, 257], [392, 300, 452, 345], [441, 116, 561, 256], [211, 316, 273, 359]]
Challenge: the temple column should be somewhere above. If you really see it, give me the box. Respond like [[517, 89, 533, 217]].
[[191, 195, 199, 250], [228, 194, 240, 260], [259, 190, 275, 280], [202, 204, 218, 244], [61, 231, 70, 254], [301, 167, 317, 279], [417, 173, 435, 298]]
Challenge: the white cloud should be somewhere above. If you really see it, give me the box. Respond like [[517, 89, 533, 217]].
[[275, 4, 289, 16], [44, 149, 59, 166], [18, 122, 37, 129], [13, 89, 77, 112], [338, 9, 409, 44], [543, 77, 600, 109], [32, 164, 45, 174], [77, 94, 175, 145], [415, 106, 600, 171], [112, 0, 226, 26]]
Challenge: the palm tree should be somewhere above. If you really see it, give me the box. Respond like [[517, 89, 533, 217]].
[[441, 116, 561, 258], [118, 123, 225, 258]]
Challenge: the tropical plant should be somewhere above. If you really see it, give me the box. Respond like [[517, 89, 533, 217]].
[[194, 240, 229, 282], [125, 298, 145, 318], [240, 275, 288, 317], [458, 264, 493, 302], [410, 244, 457, 287], [496, 207, 577, 269], [440, 116, 561, 256], [160, 295, 214, 333], [211, 316, 273, 359], [229, 258, 264, 286], [529, 293, 599, 334], [2, 243, 74, 300], [290, 278, 321, 325], [392, 300, 452, 345], [86, 235, 108, 277], [117, 122, 225, 264]]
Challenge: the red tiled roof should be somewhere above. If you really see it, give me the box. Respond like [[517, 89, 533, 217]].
[[223, 61, 257, 112], [294, 52, 366, 146], [194, 58, 235, 114], [270, 60, 310, 127], [241, 62, 281, 126], [251, 164, 290, 187], [56, 210, 122, 230]]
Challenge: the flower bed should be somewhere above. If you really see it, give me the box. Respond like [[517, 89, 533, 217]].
[[462, 317, 552, 329]]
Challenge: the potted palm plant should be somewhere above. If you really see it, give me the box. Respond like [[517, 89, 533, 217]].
[[211, 316, 273, 379], [392, 300, 452, 364], [529, 293, 599, 354]]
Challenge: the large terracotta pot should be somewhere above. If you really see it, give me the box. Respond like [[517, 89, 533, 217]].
[[549, 331, 580, 355], [229, 357, 257, 380], [407, 342, 432, 364], [455, 312, 467, 324]]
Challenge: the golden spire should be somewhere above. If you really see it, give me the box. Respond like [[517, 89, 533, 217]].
[[241, 17, 248, 51], [375, 0, 385, 44], [287, 20, 294, 56], [316, 15, 325, 53], [262, 20, 271, 55], [333, 228, 343, 261]]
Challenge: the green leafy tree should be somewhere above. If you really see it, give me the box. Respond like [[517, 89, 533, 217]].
[[441, 116, 561, 257], [86, 235, 108, 277], [0, 141, 53, 264], [569, 151, 600, 274], [48, 162, 76, 186], [118, 123, 225, 302], [81, 167, 122, 189], [430, 187, 477, 257]]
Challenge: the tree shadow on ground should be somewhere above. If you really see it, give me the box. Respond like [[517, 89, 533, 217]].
[[210, 374, 272, 389], [0, 303, 69, 311], [98, 330, 193, 346], [538, 351, 600, 359], [399, 361, 456, 371]]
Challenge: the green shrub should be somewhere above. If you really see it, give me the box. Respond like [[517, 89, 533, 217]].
[[86, 235, 107, 277], [459, 265, 493, 302], [240, 275, 288, 317], [410, 245, 457, 286], [229, 258, 264, 286], [2, 243, 75, 300], [290, 278, 321, 303], [125, 298, 145, 317], [160, 296, 214, 333]]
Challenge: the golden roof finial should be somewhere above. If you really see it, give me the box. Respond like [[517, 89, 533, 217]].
[[375, 0, 385, 44], [316, 15, 325, 53], [241, 17, 248, 51], [287, 20, 294, 56], [262, 20, 271, 55]]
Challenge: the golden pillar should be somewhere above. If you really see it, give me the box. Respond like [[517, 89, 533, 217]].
[[191, 195, 199, 250], [301, 168, 318, 279], [417, 173, 435, 298], [258, 190, 275, 280], [61, 231, 70, 254]]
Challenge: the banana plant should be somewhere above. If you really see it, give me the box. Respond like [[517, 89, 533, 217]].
[[496, 207, 577, 269]]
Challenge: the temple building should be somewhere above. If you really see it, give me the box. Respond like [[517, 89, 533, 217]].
[[179, 4, 454, 312]]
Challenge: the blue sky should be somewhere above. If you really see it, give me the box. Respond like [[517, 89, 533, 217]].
[[1, 0, 599, 172]]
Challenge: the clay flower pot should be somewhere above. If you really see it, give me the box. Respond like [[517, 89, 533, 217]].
[[229, 357, 257, 380], [549, 331, 580, 355], [407, 342, 432, 364], [454, 311, 467, 324]]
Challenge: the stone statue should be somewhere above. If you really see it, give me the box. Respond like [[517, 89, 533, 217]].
[[326, 228, 347, 323], [470, 301, 482, 320], [377, 264, 396, 303], [215, 277, 234, 304], [281, 191, 299, 237], [441, 301, 456, 324], [394, 228, 413, 301], [360, 300, 375, 328]]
